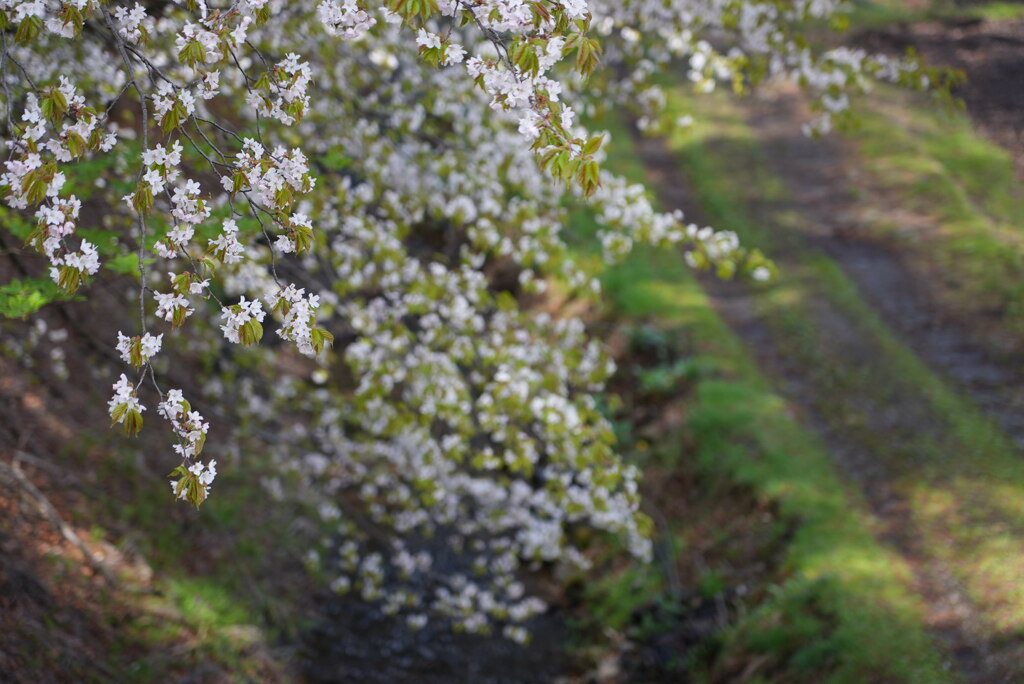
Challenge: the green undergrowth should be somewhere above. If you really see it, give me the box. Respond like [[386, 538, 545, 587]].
[[656, 81, 1024, 660], [568, 114, 951, 681], [58, 423, 307, 682]]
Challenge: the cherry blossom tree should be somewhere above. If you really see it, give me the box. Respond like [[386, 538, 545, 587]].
[[0, 0, 942, 638]]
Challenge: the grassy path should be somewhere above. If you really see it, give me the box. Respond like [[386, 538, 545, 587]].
[[571, 120, 953, 681], [616, 81, 1024, 681]]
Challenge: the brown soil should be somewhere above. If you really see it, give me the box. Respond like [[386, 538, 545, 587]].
[[0, 302, 295, 683]]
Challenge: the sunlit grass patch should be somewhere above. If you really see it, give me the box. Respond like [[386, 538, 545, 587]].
[[655, 79, 1024, 669], [568, 106, 951, 680]]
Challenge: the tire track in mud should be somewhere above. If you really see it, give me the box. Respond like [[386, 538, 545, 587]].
[[632, 85, 1024, 682]]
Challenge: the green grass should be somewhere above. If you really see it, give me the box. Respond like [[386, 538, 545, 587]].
[[656, 81, 1024, 651], [851, 89, 1024, 331], [570, 111, 952, 681]]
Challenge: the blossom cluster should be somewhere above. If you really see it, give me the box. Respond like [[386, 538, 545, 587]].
[[317, 0, 376, 40], [0, 0, 930, 638], [116, 331, 163, 369], [266, 284, 326, 357], [220, 296, 266, 346], [158, 389, 215, 507], [108, 373, 145, 437], [158, 389, 210, 459], [251, 53, 312, 126], [208, 219, 246, 265], [169, 459, 217, 503], [112, 2, 152, 43], [585, 0, 940, 135], [2, 77, 113, 292]]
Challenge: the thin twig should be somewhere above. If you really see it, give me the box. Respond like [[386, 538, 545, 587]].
[[102, 5, 151, 334]]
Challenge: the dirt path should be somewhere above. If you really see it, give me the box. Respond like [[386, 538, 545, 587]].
[[743, 87, 1024, 450], [632, 84, 1024, 681], [735, 90, 1024, 682]]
